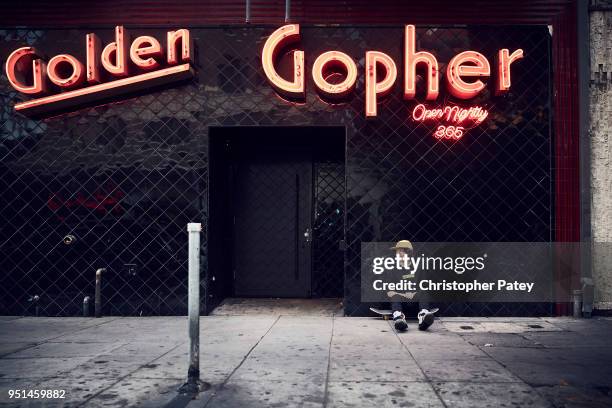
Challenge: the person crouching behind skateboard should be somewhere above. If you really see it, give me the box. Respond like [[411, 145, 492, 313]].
[[389, 240, 435, 332]]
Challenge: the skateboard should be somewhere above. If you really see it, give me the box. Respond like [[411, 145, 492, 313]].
[[387, 290, 416, 300], [369, 307, 439, 320], [369, 307, 393, 318]]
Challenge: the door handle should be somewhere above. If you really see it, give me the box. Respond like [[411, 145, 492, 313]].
[[304, 227, 312, 243]]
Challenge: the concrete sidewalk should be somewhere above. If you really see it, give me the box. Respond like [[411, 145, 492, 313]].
[[1, 315, 611, 407]]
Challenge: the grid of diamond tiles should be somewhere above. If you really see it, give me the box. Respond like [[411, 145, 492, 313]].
[[0, 26, 551, 316]]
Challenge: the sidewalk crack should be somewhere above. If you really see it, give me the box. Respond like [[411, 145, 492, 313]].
[[322, 314, 335, 408], [77, 338, 188, 407], [0, 317, 122, 358], [203, 315, 282, 407], [392, 323, 449, 408]]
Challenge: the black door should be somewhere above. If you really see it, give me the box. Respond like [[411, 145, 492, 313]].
[[232, 148, 313, 297]]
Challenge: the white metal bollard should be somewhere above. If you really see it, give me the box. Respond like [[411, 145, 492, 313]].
[[185, 223, 202, 391]]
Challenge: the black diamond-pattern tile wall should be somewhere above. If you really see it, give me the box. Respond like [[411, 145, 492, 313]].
[[1, 26, 551, 316]]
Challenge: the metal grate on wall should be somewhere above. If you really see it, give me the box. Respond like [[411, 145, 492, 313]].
[[312, 161, 345, 298], [1, 25, 552, 316]]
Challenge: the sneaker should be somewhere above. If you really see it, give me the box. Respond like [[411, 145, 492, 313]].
[[417, 309, 434, 331], [392, 311, 408, 332]]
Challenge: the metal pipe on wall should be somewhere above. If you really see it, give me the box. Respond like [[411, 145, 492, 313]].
[[285, 0, 291, 22], [83, 296, 90, 317], [94, 268, 106, 318], [578, 0, 593, 319]]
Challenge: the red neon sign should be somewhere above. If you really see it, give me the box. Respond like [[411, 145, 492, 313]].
[[411, 103, 490, 140], [365, 51, 397, 117], [6, 26, 194, 116], [446, 51, 491, 99], [261, 24, 523, 117], [7, 24, 524, 122], [412, 104, 488, 125], [496, 49, 524, 95], [47, 54, 85, 89], [261, 24, 305, 98], [404, 25, 439, 100], [130, 35, 164, 70], [312, 51, 358, 99]]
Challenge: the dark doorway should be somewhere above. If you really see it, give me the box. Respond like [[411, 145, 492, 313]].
[[209, 127, 345, 305]]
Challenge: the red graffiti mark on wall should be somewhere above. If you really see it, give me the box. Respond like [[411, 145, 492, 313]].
[[47, 185, 125, 216]]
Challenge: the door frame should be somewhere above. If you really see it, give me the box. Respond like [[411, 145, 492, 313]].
[[207, 126, 347, 308]]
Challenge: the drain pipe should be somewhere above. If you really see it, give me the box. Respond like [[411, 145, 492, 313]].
[[244, 0, 288, 23], [94, 268, 106, 318], [285, 0, 291, 22], [577, 0, 592, 319], [572, 289, 583, 318]]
